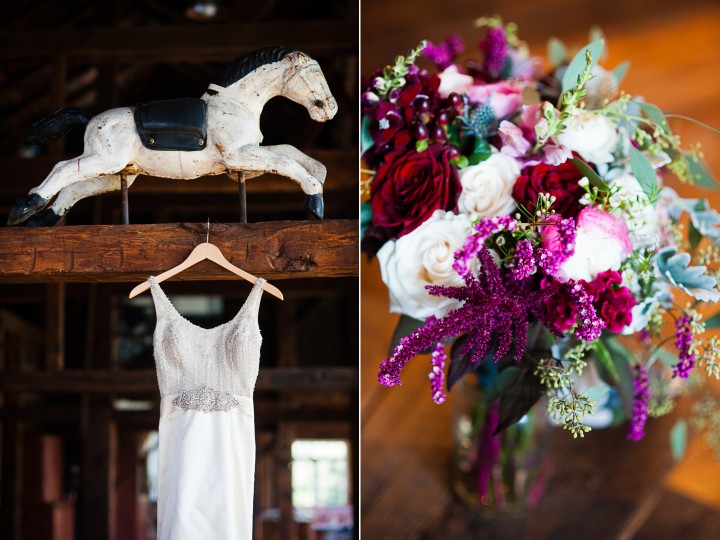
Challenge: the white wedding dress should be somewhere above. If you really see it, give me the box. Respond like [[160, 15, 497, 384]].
[[148, 276, 265, 540]]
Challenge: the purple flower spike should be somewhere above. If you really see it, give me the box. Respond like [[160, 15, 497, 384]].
[[429, 342, 447, 404], [480, 27, 508, 78], [567, 280, 605, 342], [511, 239, 536, 280], [378, 247, 559, 388], [673, 315, 696, 379], [627, 363, 650, 441]]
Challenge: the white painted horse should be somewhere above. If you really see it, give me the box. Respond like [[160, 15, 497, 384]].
[[8, 46, 337, 226]]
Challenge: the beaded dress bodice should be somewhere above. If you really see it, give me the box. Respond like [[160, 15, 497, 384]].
[[148, 276, 264, 412]]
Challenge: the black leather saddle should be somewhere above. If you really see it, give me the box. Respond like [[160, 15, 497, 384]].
[[134, 98, 207, 151]]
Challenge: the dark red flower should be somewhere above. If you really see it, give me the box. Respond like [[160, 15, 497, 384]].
[[512, 159, 585, 219], [541, 278, 577, 333], [370, 144, 461, 239], [584, 270, 635, 333]]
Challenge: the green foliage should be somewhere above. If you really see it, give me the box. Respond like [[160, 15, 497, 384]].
[[361, 116, 374, 154], [535, 356, 595, 438], [571, 156, 608, 190], [374, 41, 427, 99], [547, 37, 569, 67], [561, 39, 604, 92], [655, 246, 720, 302], [613, 61, 631, 84], [670, 419, 688, 461], [629, 147, 659, 198], [484, 366, 522, 403], [594, 339, 620, 384], [535, 48, 596, 151]]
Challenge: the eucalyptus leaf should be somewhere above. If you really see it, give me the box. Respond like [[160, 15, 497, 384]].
[[571, 156, 607, 189], [547, 37, 569, 67], [484, 366, 522, 404], [640, 102, 668, 130], [588, 26, 607, 60], [585, 385, 611, 405], [388, 315, 426, 358], [655, 246, 720, 302], [494, 368, 544, 434], [686, 153, 719, 189], [361, 116, 374, 154], [688, 220, 703, 252], [594, 340, 620, 385], [704, 311, 720, 329], [629, 147, 658, 197], [561, 39, 605, 92], [613, 61, 631, 84], [601, 336, 635, 416], [360, 201, 372, 238], [670, 419, 688, 461], [649, 347, 678, 369]]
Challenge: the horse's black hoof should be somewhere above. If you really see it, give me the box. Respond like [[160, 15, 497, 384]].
[[25, 209, 63, 227], [305, 194, 324, 220], [7, 193, 49, 226]]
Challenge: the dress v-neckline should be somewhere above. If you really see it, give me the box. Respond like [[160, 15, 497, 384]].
[[148, 276, 264, 332]]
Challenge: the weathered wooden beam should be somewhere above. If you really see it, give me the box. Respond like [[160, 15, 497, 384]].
[[0, 22, 357, 60], [0, 367, 358, 393], [0, 220, 358, 283]]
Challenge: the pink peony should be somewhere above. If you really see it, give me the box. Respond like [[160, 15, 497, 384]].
[[557, 208, 633, 283]]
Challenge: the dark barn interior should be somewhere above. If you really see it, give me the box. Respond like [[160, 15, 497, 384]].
[[0, 1, 358, 539]]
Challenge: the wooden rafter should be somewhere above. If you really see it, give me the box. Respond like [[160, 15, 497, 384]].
[[0, 21, 357, 60], [0, 220, 358, 283]]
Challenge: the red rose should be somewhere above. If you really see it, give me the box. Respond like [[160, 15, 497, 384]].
[[512, 159, 585, 219], [371, 144, 461, 238]]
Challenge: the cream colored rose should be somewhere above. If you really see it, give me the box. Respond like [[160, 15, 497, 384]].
[[457, 152, 520, 218], [556, 111, 619, 165], [377, 211, 473, 320], [608, 173, 659, 248]]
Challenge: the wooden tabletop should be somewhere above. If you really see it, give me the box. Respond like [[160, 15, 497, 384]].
[[361, 2, 720, 537]]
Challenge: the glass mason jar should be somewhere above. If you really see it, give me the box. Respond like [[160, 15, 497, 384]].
[[451, 373, 550, 512]]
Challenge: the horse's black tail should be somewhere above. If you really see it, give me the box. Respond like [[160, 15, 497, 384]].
[[24, 107, 90, 145]]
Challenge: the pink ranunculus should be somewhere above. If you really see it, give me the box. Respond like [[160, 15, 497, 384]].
[[466, 82, 523, 119], [498, 121, 531, 158], [557, 207, 633, 283], [437, 65, 473, 98]]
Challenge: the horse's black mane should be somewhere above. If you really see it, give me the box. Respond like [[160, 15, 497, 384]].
[[209, 46, 302, 90]]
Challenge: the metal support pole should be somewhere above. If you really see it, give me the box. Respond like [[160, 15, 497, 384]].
[[238, 172, 247, 224], [120, 174, 129, 225]]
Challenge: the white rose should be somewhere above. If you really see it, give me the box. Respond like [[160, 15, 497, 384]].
[[608, 173, 659, 248], [377, 211, 473, 320], [457, 152, 520, 218], [556, 111, 619, 165]]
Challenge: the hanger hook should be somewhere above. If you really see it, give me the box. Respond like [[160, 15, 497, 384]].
[[206, 218, 210, 243]]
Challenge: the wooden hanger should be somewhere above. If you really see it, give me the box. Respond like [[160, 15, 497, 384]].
[[128, 221, 284, 300]]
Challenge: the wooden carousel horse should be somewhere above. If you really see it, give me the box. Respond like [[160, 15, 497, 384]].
[[8, 46, 337, 226]]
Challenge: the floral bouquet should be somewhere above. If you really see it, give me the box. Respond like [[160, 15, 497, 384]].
[[361, 17, 720, 505]]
